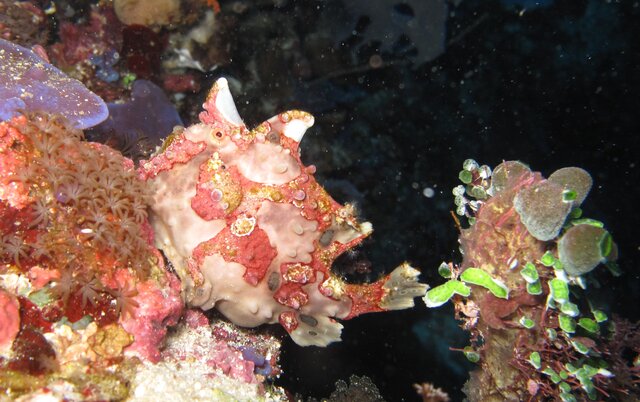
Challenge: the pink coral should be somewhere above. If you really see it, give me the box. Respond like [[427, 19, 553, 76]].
[[0, 114, 184, 368], [0, 116, 31, 209], [0, 289, 19, 354], [207, 342, 256, 383], [140, 78, 427, 346], [119, 268, 183, 362]]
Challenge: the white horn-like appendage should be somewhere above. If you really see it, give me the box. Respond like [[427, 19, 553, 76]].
[[211, 77, 244, 126], [283, 114, 314, 143]]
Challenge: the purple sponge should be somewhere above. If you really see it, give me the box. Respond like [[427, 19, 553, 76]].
[[0, 39, 108, 129], [92, 79, 182, 146]]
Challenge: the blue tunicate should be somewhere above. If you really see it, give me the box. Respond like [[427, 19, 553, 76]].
[[0, 39, 108, 129], [96, 68, 120, 83], [254, 363, 273, 377], [241, 347, 266, 366], [90, 50, 121, 83], [241, 346, 272, 376], [103, 49, 120, 67]]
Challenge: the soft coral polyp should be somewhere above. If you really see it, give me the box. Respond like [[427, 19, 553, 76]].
[[0, 113, 183, 366]]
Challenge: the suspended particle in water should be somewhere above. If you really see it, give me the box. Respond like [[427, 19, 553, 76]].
[[422, 187, 435, 198]]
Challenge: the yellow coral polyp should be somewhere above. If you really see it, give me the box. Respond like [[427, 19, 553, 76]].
[[88, 324, 134, 358], [283, 263, 314, 284], [320, 276, 346, 299], [279, 112, 292, 123], [159, 128, 183, 153], [279, 110, 313, 124], [206, 159, 242, 214], [335, 203, 359, 228], [206, 153, 224, 171], [291, 110, 313, 123], [316, 198, 331, 214], [248, 186, 283, 202], [251, 122, 271, 137], [230, 215, 256, 237]]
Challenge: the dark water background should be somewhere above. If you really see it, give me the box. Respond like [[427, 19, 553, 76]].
[[239, 1, 639, 400]]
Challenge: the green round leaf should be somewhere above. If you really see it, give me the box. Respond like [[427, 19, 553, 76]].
[[423, 280, 471, 308], [559, 314, 576, 333], [571, 340, 590, 355], [437, 262, 452, 278], [520, 262, 539, 283], [459, 170, 473, 184], [529, 351, 542, 369], [560, 301, 579, 317], [463, 346, 480, 363], [463, 159, 479, 171], [542, 367, 561, 384], [577, 318, 599, 333], [549, 278, 569, 303], [520, 316, 535, 329], [527, 280, 543, 295], [541, 251, 556, 267], [460, 267, 509, 299], [562, 189, 577, 202], [592, 310, 608, 323]]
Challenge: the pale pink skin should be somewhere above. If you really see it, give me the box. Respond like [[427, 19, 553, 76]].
[[141, 78, 426, 347], [184, 308, 209, 329]]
